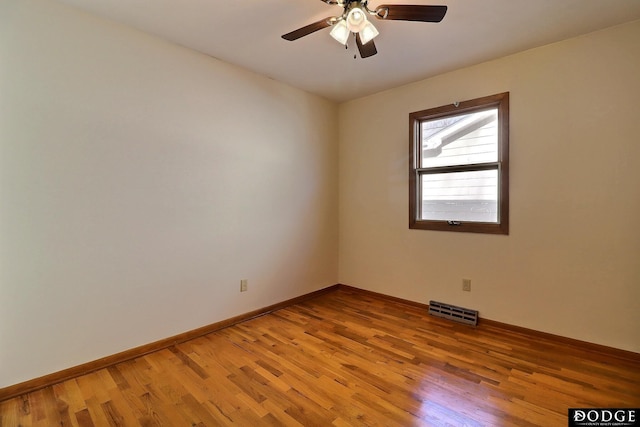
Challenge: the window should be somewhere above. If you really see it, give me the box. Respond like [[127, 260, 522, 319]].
[[409, 92, 509, 234]]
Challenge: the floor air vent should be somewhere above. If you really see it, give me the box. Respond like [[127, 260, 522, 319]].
[[428, 301, 478, 326]]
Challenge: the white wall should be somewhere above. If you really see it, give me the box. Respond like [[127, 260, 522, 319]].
[[339, 20, 640, 353], [0, 0, 338, 388]]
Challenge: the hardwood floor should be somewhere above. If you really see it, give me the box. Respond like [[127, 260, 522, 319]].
[[1, 288, 639, 426]]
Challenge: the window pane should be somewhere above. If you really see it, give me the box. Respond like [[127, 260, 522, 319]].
[[421, 109, 498, 168], [420, 169, 498, 222]]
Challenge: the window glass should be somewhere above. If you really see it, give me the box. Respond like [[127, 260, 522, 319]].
[[421, 109, 498, 168], [421, 169, 498, 222]]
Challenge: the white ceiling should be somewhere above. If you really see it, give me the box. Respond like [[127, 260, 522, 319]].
[[55, 0, 640, 102]]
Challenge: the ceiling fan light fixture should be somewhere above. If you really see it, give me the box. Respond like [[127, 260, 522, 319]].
[[329, 20, 350, 45], [359, 21, 379, 45], [282, 2, 448, 59], [346, 7, 367, 33]]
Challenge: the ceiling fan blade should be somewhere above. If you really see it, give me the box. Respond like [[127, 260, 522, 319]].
[[356, 33, 377, 58], [375, 5, 447, 22], [282, 18, 333, 41]]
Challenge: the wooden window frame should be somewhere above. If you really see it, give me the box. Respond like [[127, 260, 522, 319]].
[[409, 92, 510, 234]]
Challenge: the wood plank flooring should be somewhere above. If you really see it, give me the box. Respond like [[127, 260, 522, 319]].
[[1, 288, 639, 426]]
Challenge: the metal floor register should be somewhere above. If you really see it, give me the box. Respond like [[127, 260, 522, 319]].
[[428, 300, 479, 326]]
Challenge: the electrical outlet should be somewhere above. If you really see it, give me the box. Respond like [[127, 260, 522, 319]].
[[240, 279, 248, 292], [462, 279, 471, 292]]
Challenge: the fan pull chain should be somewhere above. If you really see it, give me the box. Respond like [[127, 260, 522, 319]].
[[351, 33, 357, 59], [344, 41, 356, 59]]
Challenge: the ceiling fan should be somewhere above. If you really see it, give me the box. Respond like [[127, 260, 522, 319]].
[[282, 0, 447, 58]]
